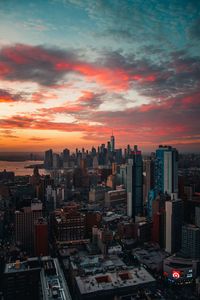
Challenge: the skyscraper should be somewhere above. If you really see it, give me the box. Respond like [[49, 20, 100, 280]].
[[127, 146, 143, 220], [62, 148, 70, 168], [154, 145, 178, 196], [15, 201, 43, 252], [44, 149, 53, 169], [181, 224, 200, 259], [53, 153, 60, 169], [110, 133, 115, 152], [165, 197, 183, 254], [143, 158, 155, 203], [34, 218, 48, 256]]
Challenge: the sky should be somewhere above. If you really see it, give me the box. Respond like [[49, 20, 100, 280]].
[[0, 0, 200, 152]]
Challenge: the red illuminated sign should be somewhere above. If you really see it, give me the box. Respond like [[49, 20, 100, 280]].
[[172, 270, 180, 279]]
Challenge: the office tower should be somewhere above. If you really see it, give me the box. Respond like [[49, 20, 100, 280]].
[[53, 153, 60, 169], [80, 158, 87, 173], [52, 203, 86, 243], [124, 144, 131, 161], [44, 149, 53, 169], [107, 141, 111, 153], [152, 193, 170, 248], [147, 189, 156, 218], [181, 224, 200, 259], [165, 197, 183, 254], [195, 206, 200, 227], [38, 175, 54, 212], [152, 212, 165, 247], [29, 165, 41, 186], [154, 145, 178, 196], [143, 158, 155, 203], [92, 156, 98, 169], [4, 258, 41, 300], [46, 185, 57, 211], [4, 257, 72, 300], [127, 146, 143, 220], [63, 148, 70, 168], [119, 164, 127, 188], [110, 133, 115, 152], [115, 148, 123, 164], [34, 218, 48, 256], [15, 201, 43, 252]]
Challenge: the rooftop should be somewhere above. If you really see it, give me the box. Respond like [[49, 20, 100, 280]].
[[40, 257, 72, 300], [5, 258, 40, 273], [75, 266, 155, 295], [71, 254, 125, 275], [5, 257, 72, 300], [133, 247, 168, 270]]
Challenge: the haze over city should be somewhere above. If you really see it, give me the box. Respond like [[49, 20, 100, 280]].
[[0, 0, 200, 152]]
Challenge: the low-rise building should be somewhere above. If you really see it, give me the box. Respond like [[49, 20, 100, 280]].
[[75, 266, 156, 300], [163, 255, 200, 284], [105, 189, 126, 208]]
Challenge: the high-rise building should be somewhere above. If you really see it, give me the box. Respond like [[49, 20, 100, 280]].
[[152, 212, 165, 247], [154, 145, 178, 196], [15, 201, 43, 252], [63, 148, 70, 168], [34, 218, 48, 256], [143, 158, 154, 203], [115, 148, 123, 164], [195, 206, 200, 228], [110, 133, 115, 152], [181, 224, 200, 259], [107, 141, 111, 153], [119, 164, 127, 188], [52, 203, 86, 243], [3, 258, 41, 300], [44, 149, 53, 169], [127, 146, 143, 220], [4, 257, 72, 300], [53, 153, 60, 169], [165, 197, 183, 254]]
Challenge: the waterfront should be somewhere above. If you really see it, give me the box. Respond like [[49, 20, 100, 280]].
[[0, 160, 49, 176]]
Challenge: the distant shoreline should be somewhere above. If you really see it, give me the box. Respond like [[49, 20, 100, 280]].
[[24, 163, 44, 169]]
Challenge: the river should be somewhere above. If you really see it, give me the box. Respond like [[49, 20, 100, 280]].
[[0, 160, 49, 176]]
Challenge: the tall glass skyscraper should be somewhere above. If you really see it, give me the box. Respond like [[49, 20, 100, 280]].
[[110, 134, 115, 152], [44, 149, 53, 169], [154, 145, 178, 196], [127, 146, 143, 220]]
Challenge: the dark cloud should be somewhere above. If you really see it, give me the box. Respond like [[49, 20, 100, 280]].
[[86, 92, 200, 145], [0, 44, 79, 86], [0, 88, 25, 102]]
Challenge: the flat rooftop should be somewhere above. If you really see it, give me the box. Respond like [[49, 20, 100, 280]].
[[71, 254, 125, 275], [5, 257, 72, 300], [133, 248, 167, 269], [76, 266, 156, 295], [5, 258, 40, 274], [41, 257, 72, 300]]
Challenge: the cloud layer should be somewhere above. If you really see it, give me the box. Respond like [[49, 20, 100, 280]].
[[0, 0, 200, 151]]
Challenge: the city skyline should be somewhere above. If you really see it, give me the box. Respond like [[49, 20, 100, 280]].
[[0, 0, 200, 152]]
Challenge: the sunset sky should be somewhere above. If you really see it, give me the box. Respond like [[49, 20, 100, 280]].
[[0, 0, 200, 152]]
